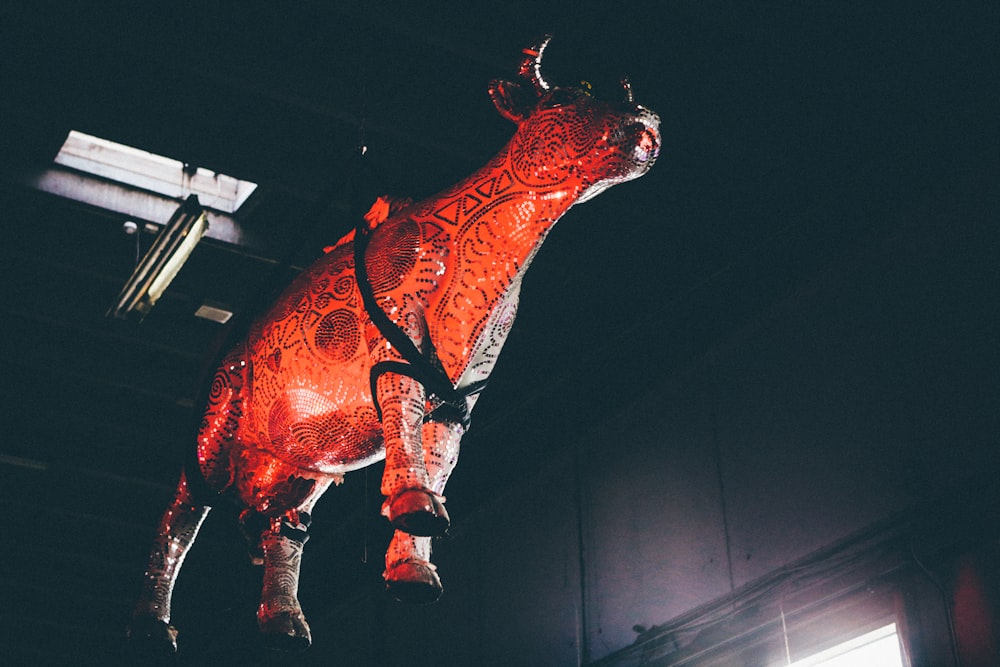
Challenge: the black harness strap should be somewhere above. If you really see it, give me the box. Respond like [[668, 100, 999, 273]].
[[354, 220, 486, 429]]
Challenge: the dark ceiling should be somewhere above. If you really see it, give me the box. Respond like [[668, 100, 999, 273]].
[[0, 2, 996, 665]]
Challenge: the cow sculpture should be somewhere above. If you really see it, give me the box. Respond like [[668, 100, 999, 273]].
[[128, 36, 660, 653]]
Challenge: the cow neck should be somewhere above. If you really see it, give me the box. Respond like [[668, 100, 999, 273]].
[[357, 146, 582, 429], [442, 149, 581, 278], [425, 147, 582, 374]]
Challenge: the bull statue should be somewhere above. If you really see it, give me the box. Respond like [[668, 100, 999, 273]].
[[128, 36, 660, 653]]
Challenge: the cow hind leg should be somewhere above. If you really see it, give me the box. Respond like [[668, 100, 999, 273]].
[[256, 510, 313, 650], [127, 471, 210, 655], [226, 445, 338, 649]]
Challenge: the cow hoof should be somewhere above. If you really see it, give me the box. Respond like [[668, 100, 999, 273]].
[[126, 614, 178, 656], [260, 610, 312, 651], [385, 560, 444, 604], [387, 489, 450, 537]]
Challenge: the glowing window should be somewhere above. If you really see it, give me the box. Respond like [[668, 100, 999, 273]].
[[786, 623, 904, 667], [53, 130, 257, 213]]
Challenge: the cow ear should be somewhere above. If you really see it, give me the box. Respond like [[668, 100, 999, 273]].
[[488, 79, 535, 124]]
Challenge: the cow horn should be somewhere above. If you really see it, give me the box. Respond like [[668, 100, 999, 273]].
[[621, 77, 634, 104], [518, 35, 552, 93]]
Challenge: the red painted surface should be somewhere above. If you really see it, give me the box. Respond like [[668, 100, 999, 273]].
[[131, 37, 660, 650]]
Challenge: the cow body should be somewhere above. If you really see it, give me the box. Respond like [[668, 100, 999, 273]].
[[129, 37, 660, 653]]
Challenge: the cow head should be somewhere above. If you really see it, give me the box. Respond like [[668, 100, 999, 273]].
[[488, 36, 660, 203]]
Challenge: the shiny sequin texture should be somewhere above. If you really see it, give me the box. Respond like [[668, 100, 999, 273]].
[[130, 36, 660, 652]]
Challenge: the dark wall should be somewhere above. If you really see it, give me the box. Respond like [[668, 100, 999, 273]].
[[297, 167, 998, 666], [2, 5, 995, 665]]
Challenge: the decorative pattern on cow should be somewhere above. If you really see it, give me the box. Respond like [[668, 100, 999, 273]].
[[128, 36, 660, 653]]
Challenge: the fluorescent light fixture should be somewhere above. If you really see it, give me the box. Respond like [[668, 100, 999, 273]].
[[54, 130, 257, 213], [108, 195, 208, 321]]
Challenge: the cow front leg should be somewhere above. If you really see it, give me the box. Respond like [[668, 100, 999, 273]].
[[128, 471, 210, 655], [256, 510, 312, 650], [384, 418, 463, 603], [384, 532, 441, 603], [377, 372, 451, 536]]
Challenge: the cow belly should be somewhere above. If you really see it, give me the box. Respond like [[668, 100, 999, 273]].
[[263, 389, 384, 473], [249, 347, 384, 474]]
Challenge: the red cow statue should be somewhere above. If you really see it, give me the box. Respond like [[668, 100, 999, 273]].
[[129, 36, 660, 653]]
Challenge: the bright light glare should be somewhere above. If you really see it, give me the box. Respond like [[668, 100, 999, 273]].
[[54, 131, 257, 213], [787, 624, 903, 667]]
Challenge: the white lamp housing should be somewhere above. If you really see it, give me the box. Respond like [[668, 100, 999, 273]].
[[108, 195, 209, 320]]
